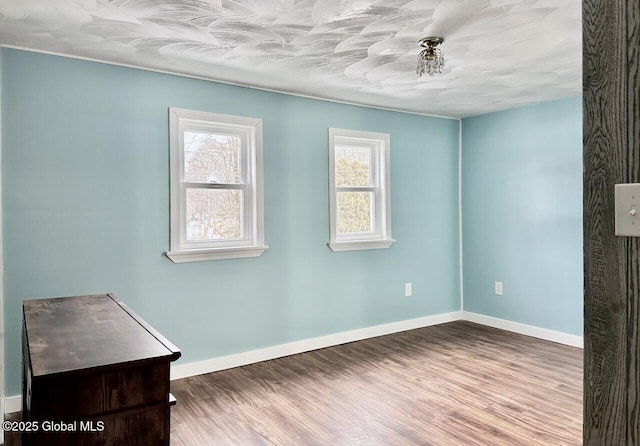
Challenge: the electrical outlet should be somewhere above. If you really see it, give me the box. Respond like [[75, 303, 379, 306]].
[[495, 281, 503, 296], [405, 283, 412, 297]]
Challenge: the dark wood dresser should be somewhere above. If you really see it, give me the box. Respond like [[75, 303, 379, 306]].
[[22, 293, 181, 446]]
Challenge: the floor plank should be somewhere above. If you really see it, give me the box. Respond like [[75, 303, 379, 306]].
[[169, 321, 582, 445], [5, 321, 583, 445]]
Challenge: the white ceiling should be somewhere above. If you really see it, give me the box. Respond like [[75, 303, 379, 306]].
[[0, 0, 582, 117]]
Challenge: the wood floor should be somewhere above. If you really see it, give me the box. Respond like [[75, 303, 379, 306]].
[[5, 321, 582, 445], [169, 321, 582, 445]]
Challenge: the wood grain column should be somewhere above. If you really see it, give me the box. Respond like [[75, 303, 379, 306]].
[[583, 0, 640, 444]]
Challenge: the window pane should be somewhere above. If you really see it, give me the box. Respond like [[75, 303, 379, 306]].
[[184, 131, 241, 184], [186, 189, 242, 241], [335, 146, 372, 187], [337, 191, 375, 235]]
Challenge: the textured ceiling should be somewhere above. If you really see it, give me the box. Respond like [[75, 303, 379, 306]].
[[0, 0, 581, 117]]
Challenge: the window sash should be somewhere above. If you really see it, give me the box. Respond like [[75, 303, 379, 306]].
[[336, 190, 378, 237], [183, 130, 243, 184], [335, 188, 382, 240], [334, 140, 378, 188], [180, 184, 251, 249], [180, 126, 249, 185]]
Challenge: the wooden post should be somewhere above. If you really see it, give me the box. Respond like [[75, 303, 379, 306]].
[[583, 0, 640, 444]]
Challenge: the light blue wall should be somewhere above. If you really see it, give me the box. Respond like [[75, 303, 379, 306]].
[[461, 96, 583, 335], [1, 49, 460, 396]]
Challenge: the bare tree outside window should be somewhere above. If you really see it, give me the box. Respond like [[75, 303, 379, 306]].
[[184, 132, 242, 241]]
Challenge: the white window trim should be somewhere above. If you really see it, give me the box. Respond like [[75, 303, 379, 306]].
[[327, 128, 395, 252], [166, 108, 267, 262]]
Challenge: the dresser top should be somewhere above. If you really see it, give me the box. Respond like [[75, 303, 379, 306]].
[[23, 294, 181, 377]]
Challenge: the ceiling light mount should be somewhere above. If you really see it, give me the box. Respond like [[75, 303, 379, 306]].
[[417, 37, 445, 77]]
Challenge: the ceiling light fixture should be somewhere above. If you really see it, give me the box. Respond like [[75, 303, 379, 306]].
[[416, 37, 445, 77]]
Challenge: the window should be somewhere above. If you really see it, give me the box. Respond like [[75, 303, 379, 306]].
[[166, 108, 267, 262], [328, 128, 395, 252]]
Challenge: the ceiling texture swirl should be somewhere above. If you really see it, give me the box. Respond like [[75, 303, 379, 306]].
[[0, 0, 581, 117]]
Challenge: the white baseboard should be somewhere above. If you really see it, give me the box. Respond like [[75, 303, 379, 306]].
[[3, 311, 460, 414], [170, 311, 462, 380], [5, 309, 584, 414], [4, 395, 20, 414], [461, 311, 583, 348]]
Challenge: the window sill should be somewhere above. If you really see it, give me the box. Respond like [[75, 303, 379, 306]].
[[327, 239, 396, 252], [166, 245, 268, 263]]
